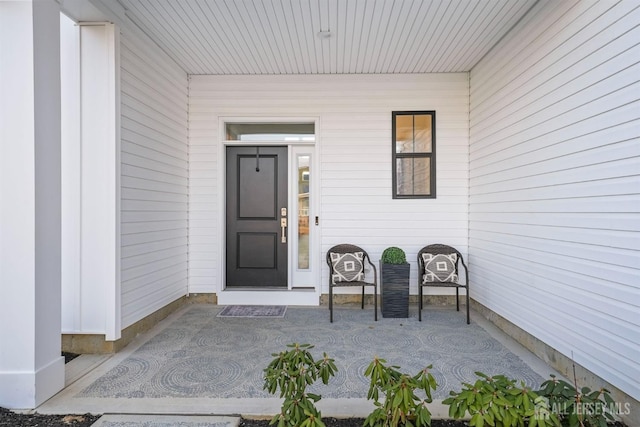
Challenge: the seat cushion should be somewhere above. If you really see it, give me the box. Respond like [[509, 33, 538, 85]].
[[422, 253, 459, 283], [330, 252, 365, 284]]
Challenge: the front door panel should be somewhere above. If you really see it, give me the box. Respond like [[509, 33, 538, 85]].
[[226, 146, 288, 287]]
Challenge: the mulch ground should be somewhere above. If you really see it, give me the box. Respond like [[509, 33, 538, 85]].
[[239, 418, 636, 427], [1, 410, 468, 427], [240, 419, 468, 426], [0, 407, 100, 427]]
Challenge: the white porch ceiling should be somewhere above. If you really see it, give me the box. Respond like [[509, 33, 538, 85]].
[[114, 0, 538, 75]]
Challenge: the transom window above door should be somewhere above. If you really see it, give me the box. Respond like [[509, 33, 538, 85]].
[[225, 122, 315, 142]]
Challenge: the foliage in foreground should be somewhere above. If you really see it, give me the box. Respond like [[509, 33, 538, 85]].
[[443, 371, 561, 427], [536, 375, 616, 427], [364, 356, 437, 427], [263, 343, 337, 427], [263, 343, 622, 427]]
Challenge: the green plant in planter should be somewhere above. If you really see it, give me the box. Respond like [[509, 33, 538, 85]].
[[381, 247, 408, 264], [364, 356, 438, 427], [380, 247, 410, 318], [263, 343, 337, 427], [443, 371, 561, 427], [536, 374, 615, 427]]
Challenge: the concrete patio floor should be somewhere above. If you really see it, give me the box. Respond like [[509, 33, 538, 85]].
[[37, 304, 562, 420]]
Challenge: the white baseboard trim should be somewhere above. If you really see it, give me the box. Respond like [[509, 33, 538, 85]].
[[0, 355, 64, 409]]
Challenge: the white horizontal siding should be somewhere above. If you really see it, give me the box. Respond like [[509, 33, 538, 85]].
[[189, 73, 469, 295], [120, 29, 188, 328], [469, 0, 640, 401]]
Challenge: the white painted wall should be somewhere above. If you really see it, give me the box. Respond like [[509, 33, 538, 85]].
[[469, 0, 640, 401], [0, 0, 65, 408], [119, 29, 189, 328], [189, 74, 470, 295]]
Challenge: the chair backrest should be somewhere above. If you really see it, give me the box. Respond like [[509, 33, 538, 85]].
[[326, 244, 374, 284], [326, 243, 370, 266], [417, 244, 467, 283]]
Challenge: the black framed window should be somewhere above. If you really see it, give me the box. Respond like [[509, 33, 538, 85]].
[[392, 111, 436, 198]]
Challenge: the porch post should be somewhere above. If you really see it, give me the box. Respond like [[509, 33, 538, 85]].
[[0, 0, 65, 408]]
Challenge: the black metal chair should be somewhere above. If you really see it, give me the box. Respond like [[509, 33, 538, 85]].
[[417, 244, 469, 324], [326, 244, 377, 323]]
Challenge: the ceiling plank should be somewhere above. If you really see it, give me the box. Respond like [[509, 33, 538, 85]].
[[393, 0, 438, 73]]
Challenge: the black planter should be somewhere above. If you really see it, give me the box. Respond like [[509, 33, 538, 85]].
[[380, 262, 410, 318]]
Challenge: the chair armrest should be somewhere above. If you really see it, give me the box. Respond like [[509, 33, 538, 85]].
[[459, 256, 469, 286], [364, 254, 377, 285]]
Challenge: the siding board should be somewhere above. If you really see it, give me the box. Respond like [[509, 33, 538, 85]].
[[121, 220, 187, 235], [122, 176, 187, 195], [120, 29, 188, 329], [121, 246, 188, 270], [121, 237, 187, 258], [470, 0, 640, 401], [121, 153, 188, 179], [121, 129, 187, 159], [471, 212, 640, 232], [122, 142, 188, 168], [121, 228, 188, 248], [121, 164, 186, 186]]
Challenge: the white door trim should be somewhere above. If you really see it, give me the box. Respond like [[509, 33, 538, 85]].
[[216, 117, 321, 305]]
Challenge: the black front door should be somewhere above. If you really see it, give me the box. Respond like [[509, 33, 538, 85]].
[[226, 146, 288, 288]]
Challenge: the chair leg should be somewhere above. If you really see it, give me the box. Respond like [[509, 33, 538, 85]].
[[329, 286, 333, 323], [374, 285, 378, 321], [418, 286, 423, 322], [361, 286, 365, 309], [466, 288, 470, 325], [456, 287, 460, 311]]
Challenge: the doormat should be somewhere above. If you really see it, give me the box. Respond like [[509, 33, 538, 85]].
[[217, 305, 287, 318]]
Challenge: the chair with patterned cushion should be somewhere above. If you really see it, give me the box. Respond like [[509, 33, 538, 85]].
[[417, 244, 469, 324], [326, 244, 378, 323]]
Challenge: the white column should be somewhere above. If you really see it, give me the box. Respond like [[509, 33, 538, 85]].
[[60, 12, 82, 335], [78, 23, 121, 340], [0, 0, 65, 408], [59, 20, 121, 339]]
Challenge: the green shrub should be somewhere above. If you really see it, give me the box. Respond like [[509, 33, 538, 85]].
[[443, 371, 561, 427], [536, 374, 615, 427], [364, 356, 437, 427], [381, 247, 407, 265], [263, 343, 337, 427]]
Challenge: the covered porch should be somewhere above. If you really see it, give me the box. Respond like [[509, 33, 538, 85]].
[[0, 0, 637, 424]]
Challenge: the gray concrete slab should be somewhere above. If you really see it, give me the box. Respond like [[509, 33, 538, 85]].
[[37, 304, 563, 420], [90, 414, 239, 427]]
